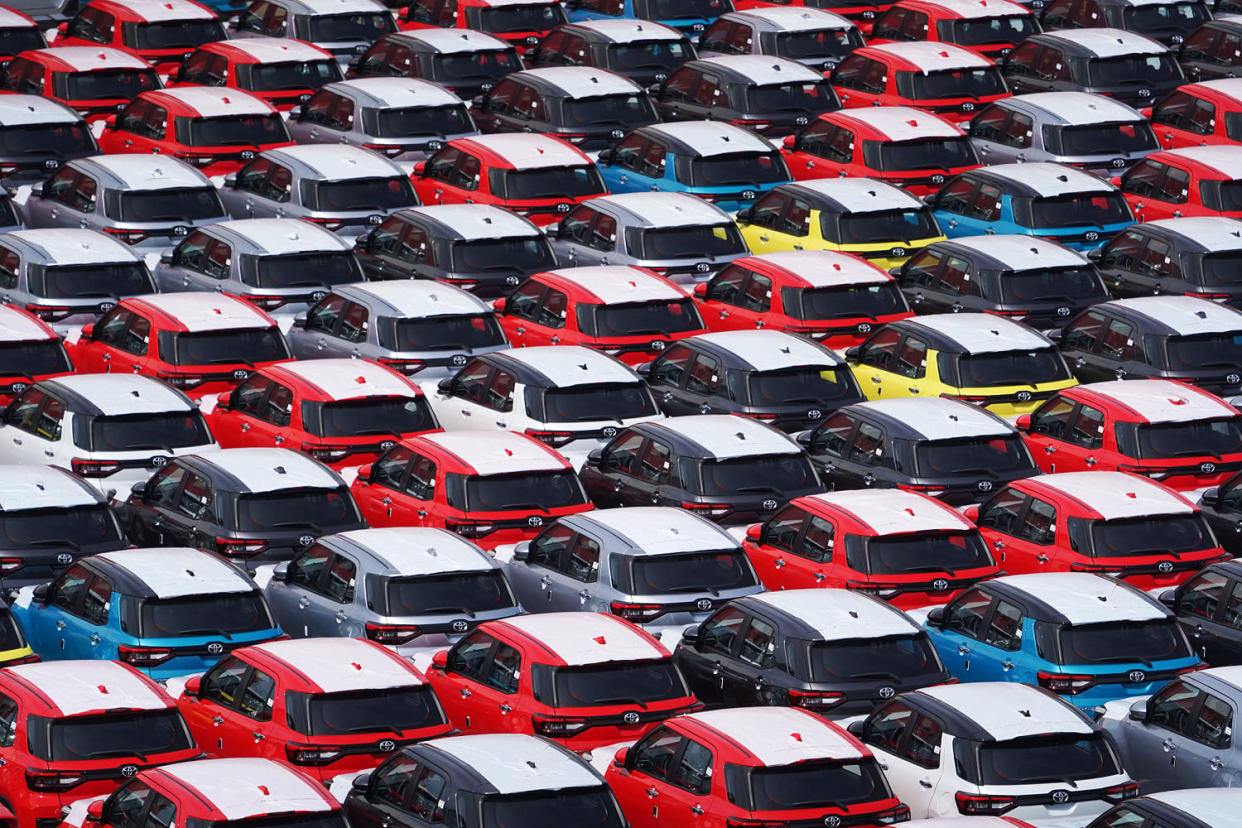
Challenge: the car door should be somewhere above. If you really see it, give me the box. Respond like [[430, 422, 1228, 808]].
[[1023, 396, 1081, 472], [355, 217, 412, 281], [1210, 579, 1242, 665], [183, 656, 261, 757], [441, 631, 521, 733], [977, 490, 1060, 574], [517, 284, 572, 347], [676, 605, 747, 707], [22, 563, 91, 658], [839, 418, 898, 489], [647, 344, 697, 415], [1149, 89, 1219, 149], [1060, 309, 1114, 383], [609, 727, 684, 828], [627, 436, 679, 508], [859, 701, 936, 816], [745, 505, 808, 588], [851, 327, 904, 398], [156, 469, 220, 549], [346, 754, 423, 828], [654, 66, 704, 122], [552, 207, 607, 268], [887, 711, 945, 818], [694, 265, 764, 330], [1116, 678, 1205, 791], [601, 134, 661, 194], [581, 430, 645, 507], [359, 445, 432, 526], [1170, 569, 1234, 662], [432, 359, 494, 430], [805, 411, 859, 487], [964, 596, 1025, 682], [0, 388, 60, 466], [298, 295, 354, 358], [679, 351, 728, 416], [266, 543, 333, 637], [508, 523, 577, 611], [899, 248, 949, 313], [1173, 685, 1237, 788], [724, 611, 779, 705], [931, 586, 996, 678]]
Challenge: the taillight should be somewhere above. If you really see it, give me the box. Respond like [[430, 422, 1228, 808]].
[[726, 820, 786, 828], [446, 279, 479, 291], [303, 217, 346, 231], [0, 558, 23, 574], [365, 623, 421, 645], [1037, 671, 1097, 695], [285, 744, 346, 766], [524, 429, 575, 448], [376, 358, 426, 374], [301, 443, 354, 463], [955, 792, 1016, 815], [942, 393, 990, 406], [985, 310, 1028, 318], [784, 326, 831, 341], [787, 688, 846, 711], [157, 372, 204, 389], [873, 805, 911, 825], [1193, 292, 1233, 302], [896, 483, 947, 497], [740, 412, 779, 422], [26, 770, 86, 792], [733, 119, 771, 129], [71, 458, 123, 478], [0, 163, 18, 177], [609, 601, 666, 622], [103, 227, 149, 245], [1103, 782, 1140, 802], [444, 518, 496, 539], [845, 580, 900, 599], [3, 653, 40, 665], [24, 303, 73, 322], [243, 295, 288, 311], [174, 152, 215, 167], [532, 715, 590, 737], [679, 501, 731, 518], [215, 537, 268, 558], [363, 143, 405, 157], [118, 645, 174, 667], [559, 133, 588, 144]]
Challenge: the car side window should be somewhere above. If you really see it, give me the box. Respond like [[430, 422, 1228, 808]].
[[485, 642, 521, 693], [637, 438, 675, 483], [528, 524, 572, 570], [288, 544, 332, 591], [812, 412, 855, 457], [566, 535, 600, 583], [372, 757, 420, 807], [686, 353, 722, 395], [894, 335, 927, 379], [481, 369, 515, 412], [103, 782, 154, 828], [324, 555, 356, 603], [199, 656, 249, 709], [848, 421, 887, 467], [863, 701, 914, 753], [672, 739, 713, 795], [903, 715, 942, 769], [144, 465, 187, 508], [1146, 679, 1204, 735], [738, 615, 775, 668], [405, 454, 436, 500], [1018, 496, 1056, 545], [1176, 570, 1229, 620], [1100, 319, 1139, 361], [305, 295, 346, 334], [0, 693, 16, 748], [1030, 397, 1075, 439], [649, 344, 693, 386], [238, 668, 275, 721], [260, 382, 293, 427], [506, 280, 544, 321], [738, 272, 772, 312], [1192, 692, 1232, 750], [1063, 310, 1107, 352], [409, 767, 448, 823], [80, 574, 112, 625], [0, 247, 18, 290], [231, 375, 273, 418], [450, 360, 493, 403], [447, 630, 495, 680], [978, 491, 1026, 534], [699, 606, 747, 656], [704, 266, 749, 305], [858, 328, 902, 369], [339, 302, 368, 344], [31, 396, 63, 441], [118, 314, 150, 356], [801, 516, 834, 563], [943, 587, 993, 639], [762, 507, 805, 551], [633, 727, 682, 780], [535, 288, 568, 329], [902, 249, 941, 287], [4, 388, 45, 435], [1068, 403, 1105, 449], [983, 599, 1023, 650], [49, 563, 91, 613], [935, 178, 977, 215], [602, 432, 644, 474]]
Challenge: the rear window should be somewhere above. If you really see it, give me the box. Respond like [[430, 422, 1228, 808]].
[[606, 40, 691, 73], [1046, 122, 1157, 156], [29, 263, 155, 299], [1027, 192, 1132, 229], [451, 470, 587, 511], [131, 19, 226, 50], [1163, 332, 1242, 372], [61, 68, 159, 100], [0, 121, 94, 156], [624, 549, 758, 594], [480, 789, 623, 828], [744, 81, 837, 113], [1122, 418, 1242, 459], [952, 347, 1071, 387], [0, 339, 71, 377], [160, 328, 290, 367], [830, 208, 939, 245], [976, 733, 1122, 787], [808, 634, 942, 683], [744, 366, 857, 406], [788, 282, 909, 321], [241, 251, 363, 290], [534, 383, 658, 423], [632, 223, 747, 259], [996, 267, 1108, 304], [848, 531, 994, 576], [584, 300, 704, 337], [449, 236, 555, 273], [696, 454, 820, 496], [0, 504, 123, 551], [0, 27, 45, 56], [136, 591, 274, 637], [561, 94, 656, 129], [896, 67, 1007, 100], [685, 151, 788, 188], [306, 11, 396, 41], [430, 49, 522, 81], [490, 165, 604, 200], [301, 397, 437, 439], [912, 434, 1034, 477], [43, 710, 193, 762], [186, 813, 346, 828], [641, 0, 729, 18], [379, 313, 507, 352], [468, 2, 566, 33], [84, 411, 212, 452], [871, 137, 978, 172], [742, 759, 890, 811], [1201, 182, 1242, 214], [181, 115, 289, 148], [239, 61, 342, 92], [1123, 1, 1209, 30], [381, 570, 517, 616], [301, 176, 418, 213], [550, 659, 689, 707], [946, 15, 1037, 45], [110, 188, 226, 223], [1056, 618, 1192, 665], [367, 104, 473, 139], [1086, 53, 1180, 86], [1087, 514, 1216, 558], [297, 686, 445, 736], [771, 28, 859, 62], [232, 486, 362, 533]]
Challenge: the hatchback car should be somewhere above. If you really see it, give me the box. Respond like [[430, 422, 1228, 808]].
[[0, 94, 95, 187], [0, 7, 43, 69], [1086, 790, 1242, 828], [0, 46, 161, 123], [172, 37, 344, 112], [525, 19, 696, 87], [1158, 559, 1242, 662], [348, 29, 524, 100], [1117, 146, 1242, 221], [565, 0, 731, 33], [398, 0, 570, 54], [1093, 217, 1242, 305], [697, 7, 863, 72], [1178, 17, 1242, 82], [1039, 0, 1209, 47], [232, 0, 397, 65], [1197, 467, 1242, 553], [1148, 77, 1242, 149], [0, 305, 71, 407], [871, 0, 1039, 58], [56, 0, 227, 74]]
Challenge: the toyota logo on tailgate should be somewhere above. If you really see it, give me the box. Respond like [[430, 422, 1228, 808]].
[[1202, 462, 1217, 473], [379, 739, 397, 752], [528, 516, 543, 527], [1228, 373, 1241, 385], [741, 190, 757, 200], [298, 535, 315, 547], [1158, 561, 1175, 573], [932, 578, 949, 591], [857, 323, 871, 333], [931, 174, 944, 184], [977, 480, 992, 491], [611, 129, 624, 139], [824, 818, 841, 828], [56, 553, 73, 565], [233, 369, 249, 380], [312, 291, 328, 303], [696, 598, 712, 611], [877, 687, 895, 699], [206, 642, 224, 655], [602, 426, 617, 437], [1050, 790, 1070, 805], [762, 499, 779, 511], [451, 354, 468, 366], [961, 102, 975, 111], [380, 440, 395, 451], [1016, 391, 1032, 402], [807, 409, 822, 420], [1084, 231, 1099, 242], [241, 150, 255, 160], [1112, 158, 1126, 168], [557, 203, 571, 213], [623, 711, 641, 725], [120, 765, 138, 779], [1056, 306, 1071, 317], [451, 620, 469, 633], [1128, 670, 1146, 683], [695, 262, 711, 273], [150, 456, 168, 468]]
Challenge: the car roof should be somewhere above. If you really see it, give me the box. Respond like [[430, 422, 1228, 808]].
[[543, 265, 688, 304], [802, 489, 974, 534], [396, 27, 512, 51], [780, 177, 925, 212], [851, 397, 1015, 440], [43, 373, 193, 416], [570, 506, 738, 554], [972, 161, 1115, 196], [75, 155, 212, 191], [1145, 216, 1242, 252], [1038, 27, 1168, 56], [641, 120, 776, 157], [6, 661, 170, 715], [417, 431, 570, 475], [2, 228, 140, 264], [902, 312, 1053, 353], [336, 279, 494, 318], [97, 547, 255, 598], [686, 707, 865, 764], [748, 250, 893, 287], [1023, 471, 1195, 519], [490, 344, 640, 387], [567, 18, 685, 41], [989, 572, 1168, 624], [265, 359, 419, 402], [194, 447, 345, 493], [1192, 77, 1242, 102], [494, 611, 667, 665], [1000, 91, 1144, 125], [1145, 790, 1242, 826], [1104, 295, 1242, 335], [749, 588, 921, 639], [864, 41, 993, 70], [697, 54, 827, 84], [210, 36, 334, 62], [326, 77, 464, 108], [330, 527, 495, 575], [723, 7, 854, 31], [109, 0, 217, 20], [0, 6, 36, 26], [940, 234, 1088, 270], [905, 0, 1030, 17], [152, 759, 337, 818], [690, 330, 843, 371], [30, 45, 150, 71], [427, 734, 602, 793], [249, 638, 425, 692], [210, 218, 353, 254], [0, 93, 79, 124], [1072, 379, 1237, 423], [150, 87, 277, 117], [1162, 146, 1242, 179], [592, 191, 731, 226], [455, 133, 590, 168], [1191, 665, 1242, 694], [407, 204, 541, 241], [914, 683, 1094, 741], [278, 0, 387, 14], [0, 465, 100, 511], [834, 106, 963, 140], [0, 305, 59, 343], [128, 293, 274, 333], [263, 144, 405, 181], [517, 66, 642, 96], [646, 414, 802, 459]]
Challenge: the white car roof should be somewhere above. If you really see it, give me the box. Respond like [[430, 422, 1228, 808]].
[[1110, 295, 1242, 334], [700, 54, 825, 83], [125, 0, 219, 20], [52, 373, 193, 414], [916, 683, 1094, 741], [917, 0, 1030, 17], [857, 397, 1015, 440], [693, 330, 844, 371], [216, 218, 352, 254], [250, 638, 425, 693], [0, 304, 57, 342], [804, 489, 974, 535], [0, 465, 97, 511], [596, 191, 731, 225], [838, 106, 962, 140], [8, 228, 141, 264], [1194, 665, 1242, 690], [8, 661, 170, 715], [646, 120, 776, 156], [97, 548, 255, 598], [787, 177, 925, 212], [157, 759, 335, 819], [136, 293, 274, 333], [274, 144, 405, 180], [346, 279, 493, 317], [948, 234, 1089, 269], [1015, 91, 1145, 125], [752, 250, 892, 287], [498, 612, 667, 665], [576, 506, 738, 554], [429, 735, 602, 793], [1166, 146, 1242, 179], [905, 312, 1054, 353], [271, 359, 420, 401], [868, 41, 993, 71], [336, 527, 494, 574], [1194, 77, 1242, 101], [520, 66, 642, 96], [420, 431, 569, 475], [688, 707, 865, 764], [498, 344, 641, 387], [1146, 790, 1242, 826], [292, 0, 387, 14], [88, 155, 213, 191], [220, 36, 333, 62], [43, 46, 150, 71], [0, 7, 35, 26], [159, 87, 275, 117], [1148, 216, 1242, 251], [751, 589, 921, 640], [547, 265, 688, 304], [467, 133, 590, 168], [1044, 27, 1168, 57], [197, 447, 344, 493], [993, 572, 1168, 624], [656, 414, 802, 459], [331, 77, 463, 107], [728, 7, 855, 31], [1029, 471, 1195, 519], [1079, 379, 1237, 423], [0, 94, 79, 125], [984, 161, 1115, 196], [411, 204, 540, 240], [404, 27, 512, 52], [574, 18, 685, 41]]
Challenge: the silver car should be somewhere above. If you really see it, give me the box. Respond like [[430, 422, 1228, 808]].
[[152, 217, 365, 317], [496, 506, 763, 641], [25, 155, 227, 249], [286, 77, 477, 162], [696, 7, 863, 72], [288, 280, 508, 376], [218, 144, 420, 239], [232, 0, 397, 64], [260, 526, 524, 652]]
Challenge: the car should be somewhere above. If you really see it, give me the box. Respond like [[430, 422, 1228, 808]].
[[397, 0, 570, 54], [852, 682, 1137, 823], [351, 430, 593, 548], [64, 293, 290, 401], [651, 55, 840, 138], [287, 78, 476, 162], [894, 235, 1111, 331], [1091, 217, 1242, 305], [693, 250, 914, 349], [796, 397, 1039, 504], [1016, 379, 1242, 492], [0, 46, 161, 123], [411, 133, 607, 227], [967, 91, 1159, 177], [1085, 790, 1242, 828], [0, 374, 217, 496], [967, 470, 1228, 588], [117, 447, 367, 565], [0, 464, 129, 592], [98, 87, 293, 177], [596, 121, 792, 213], [1147, 78, 1242, 149], [473, 67, 658, 152], [25, 156, 227, 249], [676, 589, 952, 715], [870, 0, 1039, 59], [525, 19, 696, 87], [1001, 29, 1185, 107], [735, 178, 947, 271], [425, 346, 663, 463], [604, 707, 911, 828], [1179, 17, 1242, 81], [495, 506, 761, 640], [1117, 146, 1242, 221], [545, 192, 750, 283], [1057, 295, 1242, 397], [348, 29, 524, 101], [0, 605, 34, 666], [1197, 468, 1242, 553], [287, 280, 510, 374], [352, 204, 555, 297], [0, 189, 23, 234], [742, 489, 1002, 607], [921, 572, 1202, 707], [566, 0, 732, 34], [152, 218, 364, 317], [0, 94, 95, 187], [0, 7, 44, 69], [171, 37, 344, 112], [231, 0, 397, 65], [639, 329, 864, 430], [578, 414, 823, 524], [10, 547, 283, 679], [496, 267, 706, 362], [261, 526, 523, 648], [0, 304, 73, 405], [205, 358, 441, 470], [3, 0, 76, 29], [55, 0, 226, 74], [174, 637, 453, 781], [426, 612, 700, 750], [1156, 559, 1242, 664], [697, 7, 863, 72], [1038, 0, 1210, 47], [218, 144, 419, 239], [0, 660, 199, 828]]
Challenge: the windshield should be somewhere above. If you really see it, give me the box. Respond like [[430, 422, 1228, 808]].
[[1028, 192, 1132, 228], [1057, 619, 1192, 664], [0, 504, 123, 550], [1165, 332, 1242, 371], [1053, 122, 1157, 156], [306, 397, 437, 438], [746, 760, 890, 810], [1089, 514, 1215, 558], [303, 176, 417, 212], [0, 28, 45, 56], [635, 224, 746, 258], [385, 314, 506, 352], [552, 659, 689, 706], [948, 14, 1038, 45], [371, 104, 473, 138], [697, 454, 818, 495], [746, 366, 857, 405], [472, 2, 566, 32], [745, 80, 836, 112], [913, 434, 1033, 476], [629, 549, 757, 593], [642, 0, 730, 19], [954, 348, 1071, 386], [857, 531, 994, 575], [539, 383, 658, 423], [589, 300, 703, 337], [64, 69, 158, 100], [902, 67, 1007, 100], [137, 591, 274, 637], [88, 411, 210, 452], [834, 208, 939, 244], [0, 339, 70, 377], [164, 328, 289, 367], [306, 11, 395, 41], [0, 122, 93, 156], [607, 40, 691, 72], [431, 50, 522, 81], [459, 470, 587, 511], [246, 251, 363, 290], [1124, 2, 1209, 30], [1088, 54, 1180, 86], [184, 115, 288, 147], [242, 60, 341, 92], [791, 282, 909, 321], [233, 487, 362, 532], [47, 711, 193, 762], [773, 29, 857, 61], [384, 570, 517, 615], [1132, 418, 1242, 459], [808, 635, 941, 682], [131, 19, 226, 50], [562, 94, 656, 128], [35, 263, 154, 299], [305, 687, 444, 735], [876, 138, 978, 172], [491, 165, 603, 200], [114, 188, 225, 222], [450, 236, 554, 272], [481, 789, 624, 828], [687, 152, 788, 187], [977, 734, 1122, 786], [996, 266, 1105, 303]]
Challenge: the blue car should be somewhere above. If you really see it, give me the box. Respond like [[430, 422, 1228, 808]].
[[10, 547, 282, 681], [567, 0, 733, 35], [597, 121, 792, 213], [919, 572, 1202, 711], [927, 162, 1134, 251]]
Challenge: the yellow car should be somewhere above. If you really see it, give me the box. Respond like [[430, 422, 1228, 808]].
[[843, 313, 1079, 418], [0, 608, 36, 666], [736, 178, 946, 271]]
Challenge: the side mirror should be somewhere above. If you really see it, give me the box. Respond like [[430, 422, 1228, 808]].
[[512, 541, 530, 562], [159, 251, 174, 264], [431, 649, 449, 670], [614, 746, 631, 767], [1015, 413, 1031, 431], [356, 463, 373, 483], [846, 720, 865, 737], [437, 377, 453, 395], [681, 624, 700, 644], [215, 391, 231, 412], [745, 523, 761, 542], [31, 583, 49, 604], [1086, 248, 1103, 262], [1158, 589, 1176, 609], [693, 282, 707, 298], [471, 95, 485, 108], [85, 801, 105, 824], [544, 221, 559, 236], [794, 429, 813, 447], [1108, 176, 1121, 188], [1129, 699, 1148, 722], [888, 266, 902, 277], [782, 135, 796, 149], [922, 194, 936, 205], [492, 297, 507, 312], [413, 161, 427, 176], [272, 561, 290, 582], [30, 183, 42, 198], [598, 147, 614, 164], [289, 105, 303, 119], [223, 172, 237, 188], [586, 448, 604, 465], [635, 362, 652, 376], [293, 312, 308, 329], [963, 505, 980, 523], [844, 345, 861, 361], [735, 207, 752, 223], [183, 675, 202, 698], [1044, 328, 1063, 343], [80, 322, 95, 339], [352, 772, 372, 792], [926, 606, 946, 627], [130, 480, 146, 497], [1201, 487, 1220, 508], [102, 114, 117, 128]]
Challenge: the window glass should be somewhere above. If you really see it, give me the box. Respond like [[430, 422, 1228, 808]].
[[699, 606, 746, 656], [410, 768, 447, 823], [199, 657, 248, 709], [486, 643, 521, 693], [528, 525, 572, 569], [865, 702, 913, 753], [325, 556, 356, 603], [650, 344, 693, 386], [1223, 580, 1242, 629], [1147, 680, 1203, 735], [1019, 497, 1056, 545], [1192, 693, 1232, 749], [738, 616, 775, 668], [672, 740, 712, 794], [763, 507, 805, 551], [566, 535, 600, 583], [288, 545, 331, 591], [81, 575, 111, 625], [50, 563, 90, 611], [373, 758, 419, 807], [1177, 571, 1229, 620], [1069, 404, 1105, 449], [944, 588, 992, 638], [1063, 311, 1106, 352], [983, 600, 1022, 650], [1030, 398, 1075, 440], [239, 668, 275, 720], [633, 727, 682, 781], [801, 516, 834, 563], [602, 432, 644, 473], [903, 715, 942, 769], [447, 631, 495, 680]]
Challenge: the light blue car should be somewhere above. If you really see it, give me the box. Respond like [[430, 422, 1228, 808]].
[[10, 547, 282, 681], [927, 161, 1134, 251], [567, 0, 733, 35]]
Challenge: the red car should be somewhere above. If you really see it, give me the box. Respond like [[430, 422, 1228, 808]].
[[497, 266, 706, 364], [0, 304, 72, 406], [398, 0, 569, 54], [1116, 146, 1242, 221], [352, 430, 592, 548], [176, 637, 454, 783], [98, 87, 293, 176], [0, 660, 200, 828], [63, 293, 289, 401], [782, 105, 981, 194], [1016, 378, 1242, 492], [426, 611, 700, 751], [743, 489, 1001, 608], [55, 0, 227, 74], [0, 7, 44, 70], [692, 250, 914, 349], [206, 358, 441, 470], [170, 37, 343, 111], [412, 133, 608, 226], [605, 707, 909, 828], [1146, 78, 1242, 150], [0, 46, 160, 122], [869, 0, 1038, 59], [966, 471, 1230, 589]]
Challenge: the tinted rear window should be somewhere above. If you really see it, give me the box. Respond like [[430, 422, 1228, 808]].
[[455, 470, 587, 511], [536, 383, 658, 423], [977, 733, 1123, 786], [382, 570, 517, 616], [952, 348, 1071, 386], [112, 188, 226, 222], [627, 549, 757, 594], [131, 19, 226, 50], [0, 339, 71, 377], [302, 176, 418, 213], [0, 122, 93, 155], [31, 263, 155, 299], [912, 434, 1033, 477], [162, 328, 290, 367], [551, 659, 689, 707], [85, 411, 211, 452], [232, 487, 362, 533], [182, 115, 288, 147], [303, 397, 437, 439], [696, 454, 819, 496], [45, 710, 193, 762], [808, 635, 942, 682], [1057, 619, 1192, 665], [137, 591, 274, 637], [381, 314, 507, 352], [0, 504, 123, 550], [744, 759, 890, 810], [244, 251, 363, 290], [302, 686, 445, 736]]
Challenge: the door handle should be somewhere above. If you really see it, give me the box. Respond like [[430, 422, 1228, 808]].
[[646, 788, 659, 798], [540, 575, 551, 590], [1001, 659, 1014, 671], [993, 540, 1005, 549], [297, 596, 310, 608], [335, 610, 347, 623], [89, 634, 100, 644], [774, 558, 786, 568], [814, 572, 826, 582], [212, 715, 224, 725], [578, 589, 590, 604], [240, 422, 250, 431], [870, 376, 882, 383], [460, 688, 471, 698], [690, 805, 703, 815], [55, 620, 66, 630], [1044, 445, 1056, 454], [957, 644, 970, 655], [499, 704, 511, 713], [1162, 738, 1177, 752], [495, 421, 507, 428], [1211, 756, 1225, 770], [1085, 457, 1097, 466], [758, 235, 770, 242], [1036, 554, 1049, 564], [908, 386, 920, 393], [252, 732, 265, 741], [919, 780, 933, 789]]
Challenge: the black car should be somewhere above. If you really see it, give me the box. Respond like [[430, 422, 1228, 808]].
[[117, 447, 368, 568], [1039, 0, 1211, 48], [1179, 18, 1242, 81], [579, 414, 824, 525], [0, 94, 96, 187], [1159, 559, 1242, 665], [1058, 295, 1242, 397], [1199, 472, 1242, 555], [1090, 215, 1242, 308], [639, 329, 864, 431], [674, 590, 952, 717], [348, 30, 525, 100], [1087, 790, 1240, 828], [797, 397, 1039, 506], [526, 20, 698, 88], [896, 235, 1111, 331]]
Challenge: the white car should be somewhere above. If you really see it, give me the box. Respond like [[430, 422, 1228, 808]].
[[0, 374, 218, 496], [851, 682, 1137, 827]]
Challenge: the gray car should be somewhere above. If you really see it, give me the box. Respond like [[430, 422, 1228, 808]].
[[546, 191, 750, 283], [4, 0, 75, 27], [218, 144, 420, 239], [286, 78, 477, 162], [287, 279, 509, 375], [696, 7, 864, 72], [968, 91, 1160, 177], [232, 0, 397, 64], [153, 217, 365, 317], [494, 506, 763, 641], [260, 526, 523, 652]]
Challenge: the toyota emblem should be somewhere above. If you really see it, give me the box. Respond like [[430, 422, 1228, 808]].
[[1051, 790, 1070, 805], [56, 553, 73, 565], [807, 409, 822, 420], [1084, 231, 1099, 242], [611, 129, 624, 139], [824, 818, 841, 828], [961, 102, 975, 111], [741, 190, 757, 200], [505, 275, 521, 286], [368, 214, 383, 225], [1229, 373, 1241, 385], [120, 765, 138, 778], [98, 302, 116, 313], [602, 426, 617, 437], [300, 94, 312, 103], [1138, 88, 1152, 97], [206, 642, 224, 655], [1158, 560, 1175, 573], [380, 440, 395, 451], [695, 262, 711, 273], [528, 516, 543, 527], [1056, 306, 1071, 317], [623, 711, 641, 725], [428, 140, 443, 151], [877, 686, 895, 699], [655, 73, 668, 82], [10, 383, 25, 394], [241, 150, 255, 160], [299, 535, 315, 547], [556, 203, 571, 213], [1128, 670, 1146, 683], [762, 499, 779, 511], [312, 291, 328, 303], [651, 340, 666, 350], [862, 9, 875, 16], [1111, 158, 1126, 168], [44, 159, 58, 169], [481, 83, 494, 92], [696, 598, 712, 611], [233, 368, 249, 380], [150, 456, 168, 468], [932, 578, 949, 591], [857, 322, 872, 333], [1202, 462, 1217, 473], [173, 225, 189, 236], [379, 739, 397, 752], [692, 22, 705, 30], [451, 354, 468, 366], [977, 480, 993, 491], [795, 116, 808, 126], [1016, 391, 1032, 402], [452, 620, 469, 633], [526, 35, 539, 44], [931, 174, 944, 184], [890, 247, 905, 257]]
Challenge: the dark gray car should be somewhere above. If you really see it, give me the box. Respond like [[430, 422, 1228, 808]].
[[232, 0, 397, 64]]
